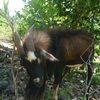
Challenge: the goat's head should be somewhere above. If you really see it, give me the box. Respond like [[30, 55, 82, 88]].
[[14, 26, 58, 88]]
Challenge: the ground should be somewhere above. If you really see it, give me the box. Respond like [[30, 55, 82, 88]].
[[0, 37, 100, 100]]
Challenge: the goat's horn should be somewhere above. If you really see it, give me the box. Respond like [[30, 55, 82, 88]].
[[14, 32, 24, 55], [41, 49, 59, 61], [23, 25, 35, 51]]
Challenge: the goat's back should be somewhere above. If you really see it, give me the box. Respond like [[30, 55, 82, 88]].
[[48, 28, 94, 61]]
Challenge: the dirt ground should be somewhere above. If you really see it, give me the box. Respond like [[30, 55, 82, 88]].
[[0, 37, 100, 100]]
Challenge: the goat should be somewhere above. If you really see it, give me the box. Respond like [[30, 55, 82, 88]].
[[14, 26, 94, 100]]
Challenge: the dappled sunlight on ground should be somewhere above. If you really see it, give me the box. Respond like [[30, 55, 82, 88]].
[[0, 37, 13, 49]]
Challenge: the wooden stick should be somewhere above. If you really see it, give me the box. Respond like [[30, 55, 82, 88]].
[[11, 44, 19, 100]]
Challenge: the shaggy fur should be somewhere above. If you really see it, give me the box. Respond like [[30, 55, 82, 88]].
[[23, 30, 51, 52], [47, 28, 94, 61]]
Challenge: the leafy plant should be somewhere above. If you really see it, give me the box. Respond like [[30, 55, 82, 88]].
[[3, 74, 9, 81], [45, 88, 52, 100], [0, 97, 3, 100], [0, 54, 6, 62], [80, 96, 86, 100], [60, 86, 72, 100], [92, 63, 100, 85]]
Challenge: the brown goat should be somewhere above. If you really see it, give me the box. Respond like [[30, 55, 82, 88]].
[[14, 26, 94, 100], [46, 28, 94, 100]]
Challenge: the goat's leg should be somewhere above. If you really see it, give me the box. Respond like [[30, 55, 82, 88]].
[[53, 84, 59, 100], [62, 67, 70, 82], [53, 64, 64, 100], [86, 62, 93, 100]]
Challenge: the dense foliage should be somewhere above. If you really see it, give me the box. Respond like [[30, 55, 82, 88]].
[[16, 0, 100, 55], [17, 1, 99, 31]]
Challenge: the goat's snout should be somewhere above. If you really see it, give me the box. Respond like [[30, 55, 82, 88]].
[[33, 78, 40, 83], [33, 77, 43, 87]]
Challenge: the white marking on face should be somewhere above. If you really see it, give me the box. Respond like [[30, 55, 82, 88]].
[[27, 51, 37, 62], [66, 64, 84, 67]]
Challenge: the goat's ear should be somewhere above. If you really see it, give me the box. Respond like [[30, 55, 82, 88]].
[[40, 49, 59, 61], [13, 32, 24, 56]]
